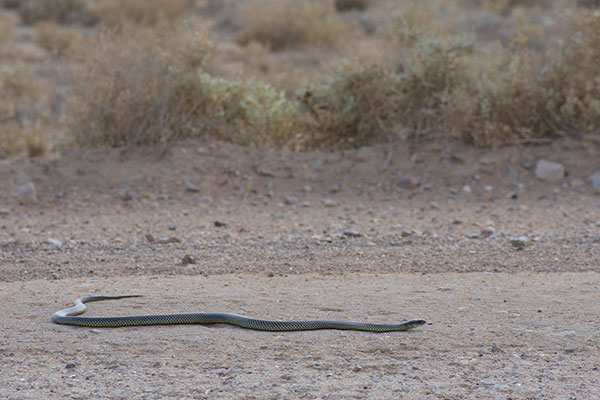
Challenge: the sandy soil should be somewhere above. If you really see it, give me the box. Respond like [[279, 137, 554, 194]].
[[1, 138, 599, 399]]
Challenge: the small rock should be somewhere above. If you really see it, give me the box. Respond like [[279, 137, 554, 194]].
[[44, 238, 62, 247], [506, 166, 518, 180], [197, 196, 213, 207], [214, 221, 227, 227], [510, 236, 529, 250], [0, 208, 10, 215], [119, 186, 133, 201], [395, 174, 420, 190], [564, 346, 577, 353], [180, 255, 196, 266], [461, 185, 471, 194], [587, 170, 600, 190], [569, 178, 585, 188], [283, 195, 298, 205], [11, 182, 37, 204], [65, 363, 76, 369], [254, 165, 275, 177], [299, 201, 311, 207], [343, 230, 363, 238], [481, 226, 495, 238], [330, 184, 341, 194], [483, 186, 494, 201], [267, 271, 275, 277], [323, 198, 337, 207], [437, 287, 452, 291], [535, 159, 565, 182], [156, 237, 181, 244], [522, 159, 534, 170], [490, 345, 502, 353], [145, 233, 155, 243], [168, 224, 177, 231], [400, 230, 413, 238], [185, 182, 199, 193]]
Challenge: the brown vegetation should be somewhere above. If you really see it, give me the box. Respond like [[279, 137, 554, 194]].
[[236, 0, 355, 51], [1, 0, 599, 155]]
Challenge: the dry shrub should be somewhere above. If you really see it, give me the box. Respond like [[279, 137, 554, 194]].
[[67, 23, 303, 147], [68, 24, 211, 146], [0, 67, 50, 157], [303, 10, 600, 148], [236, 0, 354, 51], [34, 21, 82, 56], [18, 0, 96, 25], [301, 63, 400, 148], [91, 0, 192, 28], [0, 12, 15, 48], [198, 73, 302, 146], [395, 37, 474, 139]]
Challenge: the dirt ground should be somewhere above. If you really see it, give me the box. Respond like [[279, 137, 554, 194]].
[[1, 138, 599, 399]]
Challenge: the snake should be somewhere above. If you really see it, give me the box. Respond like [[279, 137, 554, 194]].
[[53, 295, 426, 332]]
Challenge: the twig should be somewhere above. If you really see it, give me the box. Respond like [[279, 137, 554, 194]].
[[376, 117, 393, 172]]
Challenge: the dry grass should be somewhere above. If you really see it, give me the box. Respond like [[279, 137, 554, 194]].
[[0, 12, 15, 48], [18, 0, 95, 25], [236, 0, 355, 51], [0, 66, 51, 157], [302, 9, 600, 148], [91, 0, 192, 28], [67, 23, 304, 147], [4, 0, 600, 153], [34, 21, 82, 56]]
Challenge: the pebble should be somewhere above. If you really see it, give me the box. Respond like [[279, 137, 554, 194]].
[[180, 255, 196, 266], [564, 346, 577, 353], [168, 224, 177, 231], [483, 186, 493, 201], [506, 166, 518, 180], [323, 198, 337, 207], [44, 238, 62, 247], [145, 233, 155, 243], [481, 226, 495, 238], [0, 208, 10, 215], [535, 159, 565, 182], [119, 186, 133, 201], [461, 185, 471, 194], [155, 237, 181, 244], [11, 182, 37, 204], [283, 195, 298, 205], [197, 196, 213, 207], [587, 170, 600, 190], [214, 221, 227, 227], [185, 182, 199, 193], [510, 236, 529, 250], [395, 174, 420, 190], [570, 178, 585, 188], [343, 230, 363, 238]]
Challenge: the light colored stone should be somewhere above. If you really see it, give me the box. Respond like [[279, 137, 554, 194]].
[[395, 174, 420, 190], [323, 198, 337, 207], [535, 159, 564, 182], [11, 182, 37, 204], [587, 170, 600, 190]]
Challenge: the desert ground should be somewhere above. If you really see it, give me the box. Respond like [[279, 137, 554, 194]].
[[1, 0, 600, 398], [1, 138, 599, 399]]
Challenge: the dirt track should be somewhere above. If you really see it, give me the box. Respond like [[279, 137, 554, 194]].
[[1, 138, 599, 398]]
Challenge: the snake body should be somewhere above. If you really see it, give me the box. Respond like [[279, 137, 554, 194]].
[[53, 295, 426, 332]]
